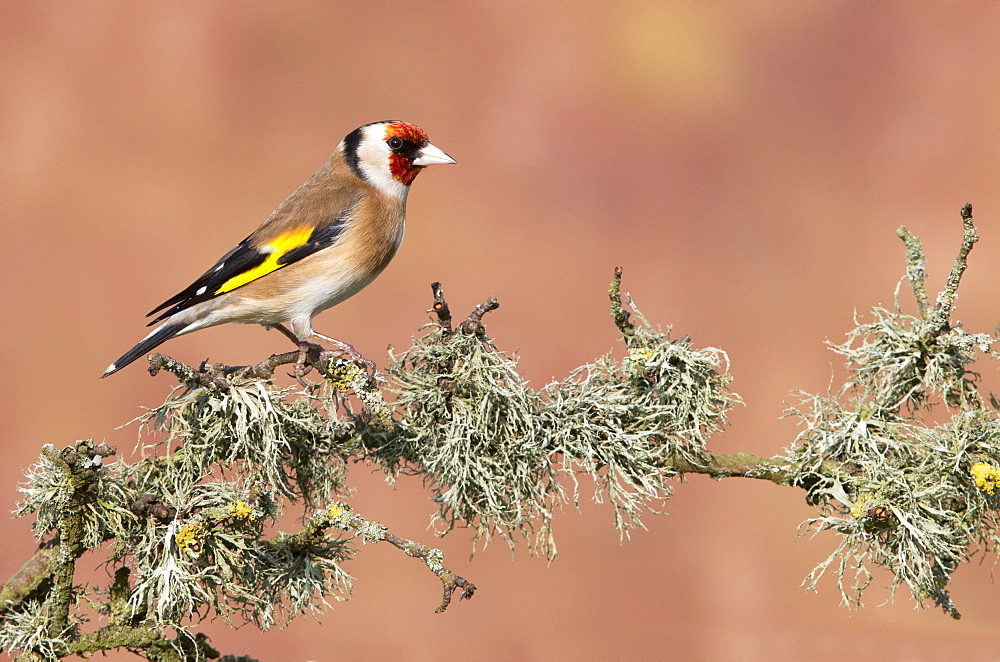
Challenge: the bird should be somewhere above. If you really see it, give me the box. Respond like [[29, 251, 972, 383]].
[[102, 120, 455, 378]]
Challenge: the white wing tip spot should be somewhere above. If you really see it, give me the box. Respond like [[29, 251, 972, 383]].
[[196, 286, 207, 295]]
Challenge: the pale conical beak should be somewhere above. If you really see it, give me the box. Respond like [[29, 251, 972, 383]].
[[412, 142, 457, 166]]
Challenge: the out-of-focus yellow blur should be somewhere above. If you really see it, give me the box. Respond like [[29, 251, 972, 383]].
[[3, 3, 999, 660]]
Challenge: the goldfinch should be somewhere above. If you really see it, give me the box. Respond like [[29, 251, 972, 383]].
[[103, 120, 455, 378]]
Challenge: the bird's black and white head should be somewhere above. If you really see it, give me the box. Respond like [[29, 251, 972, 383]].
[[341, 120, 455, 198]]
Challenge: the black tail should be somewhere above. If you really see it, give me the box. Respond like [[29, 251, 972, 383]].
[[102, 323, 186, 378]]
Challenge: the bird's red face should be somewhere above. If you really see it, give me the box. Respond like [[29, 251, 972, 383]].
[[384, 122, 430, 186], [343, 120, 455, 198]]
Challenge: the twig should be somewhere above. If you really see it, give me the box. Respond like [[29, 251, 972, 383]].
[[426, 282, 500, 340], [929, 203, 978, 335], [280, 503, 476, 613], [59, 626, 218, 661], [459, 296, 500, 339], [381, 532, 477, 613], [430, 282, 453, 334], [896, 227, 931, 318], [610, 267, 636, 341]]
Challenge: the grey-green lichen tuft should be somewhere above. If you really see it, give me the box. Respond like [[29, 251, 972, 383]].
[[542, 302, 738, 538], [385, 325, 554, 554], [379, 291, 739, 557]]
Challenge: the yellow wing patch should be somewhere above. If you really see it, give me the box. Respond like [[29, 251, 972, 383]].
[[215, 227, 314, 294]]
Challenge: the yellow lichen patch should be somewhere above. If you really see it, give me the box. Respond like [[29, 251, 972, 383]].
[[850, 492, 877, 519], [325, 363, 362, 392], [627, 347, 656, 365], [176, 521, 205, 557], [225, 500, 256, 521], [325, 363, 392, 425], [215, 227, 314, 294], [971, 462, 1000, 495], [326, 502, 349, 519]]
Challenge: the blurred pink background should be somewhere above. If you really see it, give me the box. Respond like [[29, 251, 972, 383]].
[[3, 3, 1000, 660]]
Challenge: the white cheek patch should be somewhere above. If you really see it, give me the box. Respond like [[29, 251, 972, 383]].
[[354, 124, 410, 200]]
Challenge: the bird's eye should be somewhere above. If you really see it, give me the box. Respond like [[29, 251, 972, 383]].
[[387, 137, 404, 151]]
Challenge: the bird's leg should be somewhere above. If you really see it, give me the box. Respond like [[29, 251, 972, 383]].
[[312, 331, 377, 375], [267, 323, 301, 346]]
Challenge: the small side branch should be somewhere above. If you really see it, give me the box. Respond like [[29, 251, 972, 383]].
[[896, 227, 931, 318], [430, 282, 453, 334], [129, 495, 177, 521], [896, 204, 978, 335], [929, 203, 978, 335], [290, 503, 476, 613], [459, 296, 500, 339], [61, 626, 219, 661], [610, 267, 636, 341], [430, 282, 500, 341], [380, 532, 477, 613]]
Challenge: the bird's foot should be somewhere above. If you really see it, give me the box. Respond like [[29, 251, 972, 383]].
[[312, 332, 377, 376], [266, 325, 376, 385], [292, 341, 325, 387]]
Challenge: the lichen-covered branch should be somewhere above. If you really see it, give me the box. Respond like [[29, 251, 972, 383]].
[[147, 345, 373, 390], [668, 451, 794, 484], [39, 441, 116, 634], [2, 204, 997, 659], [62, 626, 217, 662]]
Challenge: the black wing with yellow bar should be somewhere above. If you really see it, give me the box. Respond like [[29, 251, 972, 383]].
[[146, 212, 350, 325]]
